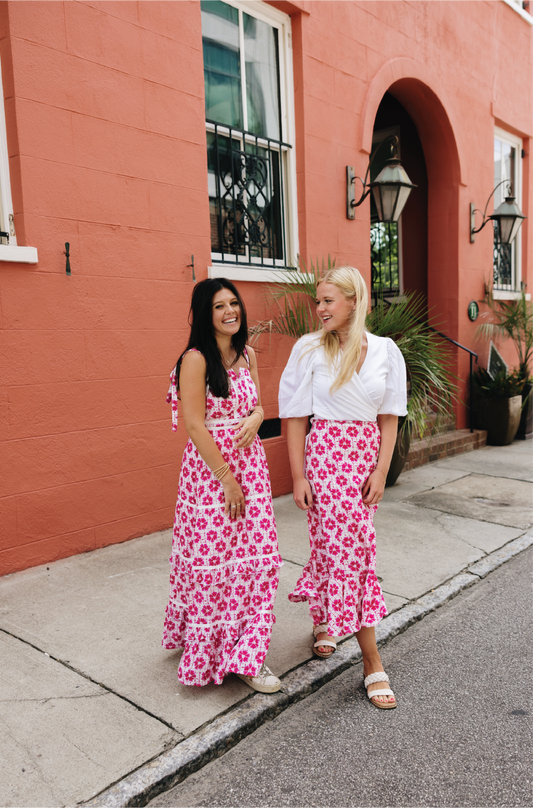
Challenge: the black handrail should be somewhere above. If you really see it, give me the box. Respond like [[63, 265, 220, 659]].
[[427, 325, 478, 433]]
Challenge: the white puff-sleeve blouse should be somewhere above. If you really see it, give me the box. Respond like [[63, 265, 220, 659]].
[[278, 331, 407, 422]]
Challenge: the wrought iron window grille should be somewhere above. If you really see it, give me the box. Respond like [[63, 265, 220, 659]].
[[370, 221, 400, 297], [493, 223, 516, 291], [207, 120, 292, 269]]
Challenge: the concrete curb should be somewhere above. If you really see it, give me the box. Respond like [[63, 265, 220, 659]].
[[84, 532, 533, 808]]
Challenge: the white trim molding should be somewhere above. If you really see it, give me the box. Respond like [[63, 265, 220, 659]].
[[0, 245, 38, 263], [501, 0, 533, 25], [209, 264, 303, 283], [493, 290, 531, 301]]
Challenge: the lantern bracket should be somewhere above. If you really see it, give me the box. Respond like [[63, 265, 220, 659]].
[[347, 135, 400, 220], [470, 179, 513, 243]]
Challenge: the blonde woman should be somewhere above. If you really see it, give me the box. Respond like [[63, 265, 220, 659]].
[[278, 266, 407, 709]]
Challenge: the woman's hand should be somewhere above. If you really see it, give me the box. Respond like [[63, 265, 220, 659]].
[[293, 477, 314, 510], [222, 473, 245, 519], [361, 469, 386, 506], [233, 410, 262, 449]]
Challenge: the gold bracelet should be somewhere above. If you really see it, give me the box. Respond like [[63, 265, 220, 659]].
[[213, 462, 230, 481], [250, 409, 264, 425], [374, 467, 387, 478], [217, 464, 230, 481]]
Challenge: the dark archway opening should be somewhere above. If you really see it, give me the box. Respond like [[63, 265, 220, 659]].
[[372, 92, 428, 300]]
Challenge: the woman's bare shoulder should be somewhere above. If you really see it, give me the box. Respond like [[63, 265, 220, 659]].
[[245, 344, 257, 365], [180, 349, 207, 372]]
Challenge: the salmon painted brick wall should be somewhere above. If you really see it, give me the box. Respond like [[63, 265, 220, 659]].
[[0, 1, 214, 574], [0, 0, 531, 574]]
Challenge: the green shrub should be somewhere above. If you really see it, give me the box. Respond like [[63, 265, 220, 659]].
[[473, 367, 524, 398]]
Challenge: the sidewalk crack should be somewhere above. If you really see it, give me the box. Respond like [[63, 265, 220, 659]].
[[0, 628, 183, 737]]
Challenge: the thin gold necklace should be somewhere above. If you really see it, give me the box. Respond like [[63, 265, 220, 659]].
[[222, 350, 236, 367]]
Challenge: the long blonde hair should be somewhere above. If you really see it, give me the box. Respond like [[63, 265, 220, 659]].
[[318, 265, 368, 392]]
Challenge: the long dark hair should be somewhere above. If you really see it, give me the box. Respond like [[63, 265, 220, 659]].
[[175, 278, 248, 399]]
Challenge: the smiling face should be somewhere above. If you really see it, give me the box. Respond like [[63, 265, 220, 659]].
[[211, 287, 241, 340], [316, 282, 356, 334]]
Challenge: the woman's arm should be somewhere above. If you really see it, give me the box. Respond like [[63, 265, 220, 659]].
[[287, 416, 313, 510], [180, 351, 245, 517], [233, 345, 264, 449], [361, 413, 398, 506]]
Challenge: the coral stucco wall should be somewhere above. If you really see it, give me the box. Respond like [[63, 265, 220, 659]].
[[0, 1, 531, 574]]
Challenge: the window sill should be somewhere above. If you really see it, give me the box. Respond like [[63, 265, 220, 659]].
[[493, 290, 531, 301], [0, 245, 38, 263], [501, 0, 533, 25], [209, 264, 300, 283]]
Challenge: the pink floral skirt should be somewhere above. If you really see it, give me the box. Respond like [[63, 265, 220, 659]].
[[288, 419, 387, 636], [162, 426, 282, 686]]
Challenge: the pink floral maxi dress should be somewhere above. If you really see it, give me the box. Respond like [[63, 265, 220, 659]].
[[163, 355, 282, 686], [278, 332, 408, 637]]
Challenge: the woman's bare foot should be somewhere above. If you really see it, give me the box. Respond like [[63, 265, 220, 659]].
[[315, 631, 334, 656], [363, 666, 396, 706], [312, 625, 337, 658]]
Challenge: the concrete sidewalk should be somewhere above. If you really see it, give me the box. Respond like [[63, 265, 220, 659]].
[[1, 442, 532, 808]]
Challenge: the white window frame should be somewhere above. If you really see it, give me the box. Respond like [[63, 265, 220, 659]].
[[0, 64, 37, 263], [493, 126, 523, 298], [205, 0, 298, 282]]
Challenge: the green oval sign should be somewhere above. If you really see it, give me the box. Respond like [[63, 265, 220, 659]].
[[468, 301, 479, 322]]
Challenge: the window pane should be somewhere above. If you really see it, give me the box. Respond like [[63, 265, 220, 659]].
[[201, 1, 243, 128], [243, 13, 281, 140], [371, 222, 399, 295], [493, 135, 517, 289], [494, 138, 516, 206]]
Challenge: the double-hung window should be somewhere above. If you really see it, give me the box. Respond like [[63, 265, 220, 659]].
[[201, 0, 297, 275], [493, 127, 523, 294]]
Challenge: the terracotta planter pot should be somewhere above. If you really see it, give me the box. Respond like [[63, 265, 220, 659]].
[[473, 393, 522, 446], [516, 382, 533, 440], [386, 417, 411, 487]]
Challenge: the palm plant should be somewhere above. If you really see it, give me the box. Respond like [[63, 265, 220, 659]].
[[252, 258, 456, 438], [366, 294, 456, 437], [477, 289, 533, 384]]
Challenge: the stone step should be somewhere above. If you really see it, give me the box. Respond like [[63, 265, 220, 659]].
[[403, 428, 487, 472]]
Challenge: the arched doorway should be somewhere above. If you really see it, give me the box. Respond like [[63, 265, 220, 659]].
[[359, 65, 463, 341], [371, 92, 429, 302]]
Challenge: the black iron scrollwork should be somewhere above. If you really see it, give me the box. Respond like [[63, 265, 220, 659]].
[[370, 222, 399, 296], [493, 225, 512, 288], [207, 122, 288, 265], [221, 148, 272, 253]]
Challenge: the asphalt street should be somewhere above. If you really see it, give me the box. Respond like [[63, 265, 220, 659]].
[[149, 547, 532, 808]]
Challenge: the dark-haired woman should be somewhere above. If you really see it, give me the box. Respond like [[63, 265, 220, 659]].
[[163, 278, 282, 692]]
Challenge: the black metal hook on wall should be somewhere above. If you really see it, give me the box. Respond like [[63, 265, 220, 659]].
[[187, 255, 195, 282], [64, 242, 71, 275]]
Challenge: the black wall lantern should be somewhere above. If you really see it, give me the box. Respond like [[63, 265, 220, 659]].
[[347, 135, 417, 222], [470, 180, 526, 245]]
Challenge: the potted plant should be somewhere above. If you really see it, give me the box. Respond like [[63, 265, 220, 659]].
[[472, 367, 523, 445], [477, 290, 533, 440], [253, 258, 456, 485]]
